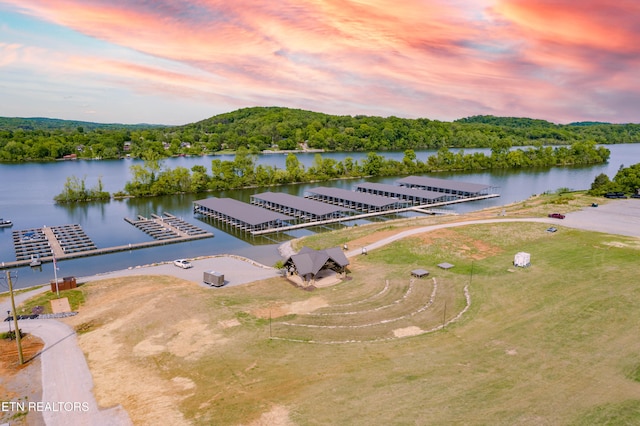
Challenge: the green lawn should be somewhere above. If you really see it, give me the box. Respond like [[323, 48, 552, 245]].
[[48, 219, 640, 425]]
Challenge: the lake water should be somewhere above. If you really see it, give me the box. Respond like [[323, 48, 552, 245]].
[[1, 144, 638, 289]]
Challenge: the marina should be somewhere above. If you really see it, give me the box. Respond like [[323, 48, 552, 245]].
[[195, 177, 500, 235], [1, 213, 213, 270], [1, 143, 636, 289]]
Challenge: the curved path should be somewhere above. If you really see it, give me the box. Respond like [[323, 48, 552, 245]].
[[1, 289, 131, 425], [345, 217, 559, 258], [18, 320, 132, 426], [3, 202, 637, 422], [346, 203, 640, 258]]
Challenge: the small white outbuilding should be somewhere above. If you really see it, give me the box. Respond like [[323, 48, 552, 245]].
[[514, 252, 531, 267]]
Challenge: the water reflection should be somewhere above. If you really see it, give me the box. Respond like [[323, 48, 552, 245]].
[[1, 143, 639, 289]]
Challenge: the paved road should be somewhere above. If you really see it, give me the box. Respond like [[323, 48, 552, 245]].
[[18, 320, 132, 426], [347, 200, 640, 257], [2, 200, 637, 425], [1, 255, 278, 426], [1, 289, 131, 426]]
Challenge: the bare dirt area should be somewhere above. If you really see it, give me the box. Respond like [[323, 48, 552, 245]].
[[0, 334, 45, 426], [61, 275, 214, 425], [6, 195, 640, 425], [414, 228, 502, 260], [252, 296, 329, 319]]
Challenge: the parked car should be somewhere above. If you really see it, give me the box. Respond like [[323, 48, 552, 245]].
[[546, 227, 558, 233], [605, 192, 628, 199], [173, 259, 192, 269], [548, 213, 565, 219]]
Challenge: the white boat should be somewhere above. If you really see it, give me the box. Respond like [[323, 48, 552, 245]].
[[0, 218, 12, 228], [30, 255, 42, 267]]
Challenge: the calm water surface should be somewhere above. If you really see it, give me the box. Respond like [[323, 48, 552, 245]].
[[1, 144, 638, 289]]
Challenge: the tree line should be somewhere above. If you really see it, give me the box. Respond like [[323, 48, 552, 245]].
[[2, 107, 640, 162], [55, 141, 610, 201], [589, 163, 640, 196]]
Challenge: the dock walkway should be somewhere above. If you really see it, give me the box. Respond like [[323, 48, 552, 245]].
[[2, 213, 213, 270], [251, 194, 499, 235]]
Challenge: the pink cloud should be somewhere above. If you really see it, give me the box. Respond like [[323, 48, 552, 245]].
[[2, 0, 640, 123]]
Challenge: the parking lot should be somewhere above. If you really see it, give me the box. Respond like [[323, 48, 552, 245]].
[[80, 255, 280, 288], [560, 199, 640, 238]]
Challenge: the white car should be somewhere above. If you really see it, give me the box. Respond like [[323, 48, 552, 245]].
[[173, 259, 192, 269]]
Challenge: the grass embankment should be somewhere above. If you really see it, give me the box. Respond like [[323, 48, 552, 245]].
[[49, 195, 640, 425], [16, 288, 84, 315]]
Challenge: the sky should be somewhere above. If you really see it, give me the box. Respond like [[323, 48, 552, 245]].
[[0, 1, 639, 125]]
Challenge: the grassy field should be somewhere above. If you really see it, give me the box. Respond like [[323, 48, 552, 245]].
[[48, 199, 640, 425]]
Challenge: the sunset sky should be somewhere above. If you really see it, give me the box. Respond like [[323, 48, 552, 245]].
[[1, 1, 638, 125]]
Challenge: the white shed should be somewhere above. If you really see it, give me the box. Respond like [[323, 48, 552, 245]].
[[514, 252, 531, 267]]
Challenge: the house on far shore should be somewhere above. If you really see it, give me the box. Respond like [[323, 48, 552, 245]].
[[283, 246, 350, 288]]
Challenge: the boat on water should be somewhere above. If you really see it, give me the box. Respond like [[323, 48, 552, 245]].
[[30, 254, 42, 267], [0, 218, 12, 228]]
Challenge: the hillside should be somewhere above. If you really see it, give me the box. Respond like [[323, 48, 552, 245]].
[[1, 107, 640, 161]]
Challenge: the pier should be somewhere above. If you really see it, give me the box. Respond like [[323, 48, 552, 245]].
[[1, 213, 213, 270], [124, 212, 212, 240], [195, 176, 500, 236], [250, 194, 499, 235]]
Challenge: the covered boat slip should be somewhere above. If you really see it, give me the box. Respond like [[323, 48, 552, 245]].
[[193, 177, 499, 236], [355, 182, 452, 205], [251, 191, 352, 221], [193, 197, 294, 234], [304, 187, 405, 212], [396, 176, 497, 198]]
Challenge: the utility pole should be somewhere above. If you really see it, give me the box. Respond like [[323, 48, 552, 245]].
[[5, 271, 24, 365]]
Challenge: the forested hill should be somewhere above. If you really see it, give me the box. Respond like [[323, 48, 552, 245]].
[[0, 117, 160, 131], [175, 106, 640, 151], [1, 106, 639, 162], [454, 115, 560, 127]]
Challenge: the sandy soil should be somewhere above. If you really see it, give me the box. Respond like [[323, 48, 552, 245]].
[[3, 198, 638, 425], [0, 334, 45, 426]]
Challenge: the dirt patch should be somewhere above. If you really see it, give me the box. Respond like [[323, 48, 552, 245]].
[[415, 228, 502, 260], [133, 317, 228, 360], [393, 326, 423, 338], [603, 240, 640, 249], [61, 276, 206, 425], [348, 227, 421, 250], [0, 334, 45, 426], [219, 318, 241, 328], [252, 296, 328, 319], [245, 405, 294, 426]]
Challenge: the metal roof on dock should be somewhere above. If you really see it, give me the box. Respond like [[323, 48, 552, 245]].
[[355, 182, 448, 202], [194, 197, 292, 226], [396, 176, 493, 195], [304, 187, 403, 209], [251, 192, 352, 216]]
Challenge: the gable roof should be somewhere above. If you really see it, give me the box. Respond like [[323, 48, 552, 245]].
[[288, 246, 349, 276]]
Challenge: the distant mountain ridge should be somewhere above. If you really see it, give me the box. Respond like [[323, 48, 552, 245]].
[[1, 107, 639, 162], [0, 117, 162, 131], [0, 108, 629, 131]]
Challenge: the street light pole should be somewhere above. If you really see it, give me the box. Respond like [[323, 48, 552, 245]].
[[5, 271, 24, 365]]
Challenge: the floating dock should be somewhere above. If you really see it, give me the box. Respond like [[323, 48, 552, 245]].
[[1, 213, 213, 270], [124, 212, 213, 239]]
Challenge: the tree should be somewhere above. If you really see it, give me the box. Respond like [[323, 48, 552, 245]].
[[361, 152, 384, 176]]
